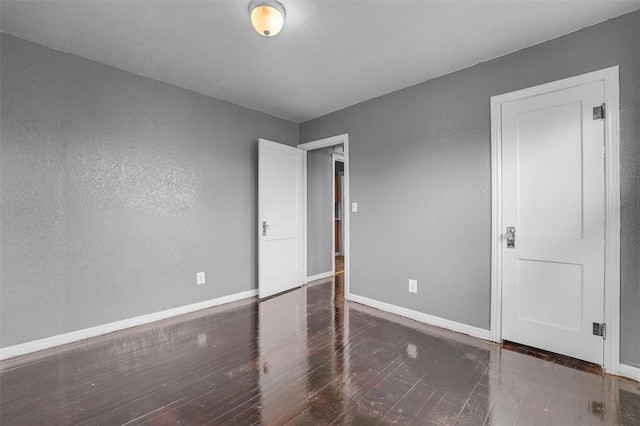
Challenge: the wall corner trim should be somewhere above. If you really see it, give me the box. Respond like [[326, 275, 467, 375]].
[[0, 289, 258, 361], [347, 293, 491, 341], [618, 364, 640, 382], [307, 271, 334, 283]]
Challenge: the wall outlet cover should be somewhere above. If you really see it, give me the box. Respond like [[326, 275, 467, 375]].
[[197, 272, 206, 285], [409, 279, 417, 293]]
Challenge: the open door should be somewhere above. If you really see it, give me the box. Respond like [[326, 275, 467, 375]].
[[258, 139, 305, 299]]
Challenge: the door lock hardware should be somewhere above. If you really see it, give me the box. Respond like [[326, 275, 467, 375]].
[[593, 322, 606, 338], [505, 227, 515, 248], [262, 221, 269, 236]]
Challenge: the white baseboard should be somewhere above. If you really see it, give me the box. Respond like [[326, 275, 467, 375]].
[[347, 293, 638, 382], [347, 293, 492, 341], [0, 289, 258, 361], [307, 271, 334, 282], [619, 363, 640, 382]]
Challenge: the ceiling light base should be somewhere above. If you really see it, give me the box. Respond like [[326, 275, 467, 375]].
[[249, 0, 286, 37]]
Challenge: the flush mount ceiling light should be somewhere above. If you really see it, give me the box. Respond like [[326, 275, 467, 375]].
[[249, 0, 286, 37]]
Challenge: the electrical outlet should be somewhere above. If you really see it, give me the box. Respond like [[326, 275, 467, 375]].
[[197, 272, 206, 285], [408, 279, 417, 293]]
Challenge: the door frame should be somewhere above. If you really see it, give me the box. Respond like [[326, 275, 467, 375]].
[[333, 154, 345, 261], [489, 66, 620, 373], [298, 134, 350, 298]]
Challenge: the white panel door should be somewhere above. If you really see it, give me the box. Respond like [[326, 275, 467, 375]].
[[501, 80, 605, 364], [258, 139, 305, 299]]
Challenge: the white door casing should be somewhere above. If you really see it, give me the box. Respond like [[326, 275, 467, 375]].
[[258, 139, 305, 299], [490, 66, 621, 371], [298, 134, 350, 297]]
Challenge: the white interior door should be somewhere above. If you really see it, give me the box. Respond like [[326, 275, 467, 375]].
[[258, 139, 305, 299], [501, 80, 606, 364]]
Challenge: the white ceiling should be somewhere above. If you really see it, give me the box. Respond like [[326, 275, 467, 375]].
[[1, 1, 639, 123]]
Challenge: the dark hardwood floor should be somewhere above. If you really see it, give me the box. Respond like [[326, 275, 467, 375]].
[[335, 255, 344, 274], [1, 275, 639, 425]]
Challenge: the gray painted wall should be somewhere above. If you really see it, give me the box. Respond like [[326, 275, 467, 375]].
[[307, 149, 333, 276], [300, 11, 640, 367], [0, 34, 298, 348]]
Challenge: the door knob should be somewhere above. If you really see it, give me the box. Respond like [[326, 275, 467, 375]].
[[505, 227, 515, 248]]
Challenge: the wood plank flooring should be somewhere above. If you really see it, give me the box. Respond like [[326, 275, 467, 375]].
[[335, 255, 344, 274], [1, 276, 639, 425]]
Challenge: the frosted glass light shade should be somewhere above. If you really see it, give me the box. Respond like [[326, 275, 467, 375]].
[[249, 0, 285, 37]]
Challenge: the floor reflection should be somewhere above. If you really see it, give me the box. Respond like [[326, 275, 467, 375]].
[[1, 300, 262, 424], [2, 277, 639, 425], [258, 287, 309, 424], [336, 299, 492, 424]]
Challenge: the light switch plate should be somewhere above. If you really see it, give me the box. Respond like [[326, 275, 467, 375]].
[[409, 279, 417, 293], [197, 272, 206, 285], [351, 202, 358, 212]]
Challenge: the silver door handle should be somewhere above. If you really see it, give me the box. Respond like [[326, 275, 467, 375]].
[[505, 227, 515, 248], [262, 221, 269, 236]]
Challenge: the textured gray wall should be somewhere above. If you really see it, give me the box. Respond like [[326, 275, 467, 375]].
[[307, 149, 333, 276], [300, 11, 640, 367], [0, 34, 298, 348]]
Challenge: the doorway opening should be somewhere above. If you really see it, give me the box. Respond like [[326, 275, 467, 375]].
[[299, 134, 350, 299], [334, 152, 345, 277]]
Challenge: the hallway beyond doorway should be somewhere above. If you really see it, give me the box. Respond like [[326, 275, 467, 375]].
[[336, 255, 344, 275]]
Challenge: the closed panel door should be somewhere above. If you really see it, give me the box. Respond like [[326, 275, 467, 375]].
[[258, 139, 304, 299], [501, 80, 605, 364]]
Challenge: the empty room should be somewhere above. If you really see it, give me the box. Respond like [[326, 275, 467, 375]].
[[1, 1, 639, 424]]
